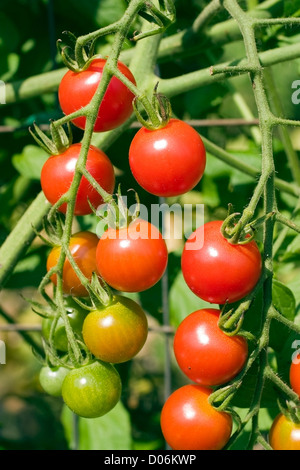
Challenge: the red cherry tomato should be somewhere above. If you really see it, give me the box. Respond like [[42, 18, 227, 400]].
[[129, 119, 206, 197], [181, 220, 262, 304], [96, 218, 168, 293], [47, 231, 99, 297], [160, 384, 233, 450], [173, 308, 248, 387], [58, 58, 136, 132], [41, 143, 115, 216], [82, 295, 148, 363], [290, 358, 300, 397], [269, 413, 300, 450]]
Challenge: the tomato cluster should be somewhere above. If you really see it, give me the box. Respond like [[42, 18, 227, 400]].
[[37, 54, 266, 446], [161, 309, 248, 450], [39, 58, 185, 420], [161, 221, 263, 450]]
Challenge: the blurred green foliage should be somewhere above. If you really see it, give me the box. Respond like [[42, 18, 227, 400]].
[[1, 0, 300, 450]]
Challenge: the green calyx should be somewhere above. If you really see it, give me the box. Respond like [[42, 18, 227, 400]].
[[57, 31, 97, 73], [29, 121, 72, 156], [133, 84, 173, 131]]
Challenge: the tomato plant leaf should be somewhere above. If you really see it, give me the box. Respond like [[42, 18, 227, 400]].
[[61, 401, 132, 450], [284, 1, 300, 17], [169, 270, 218, 327], [12, 145, 48, 181], [272, 279, 296, 322], [281, 233, 300, 261], [269, 279, 296, 352]]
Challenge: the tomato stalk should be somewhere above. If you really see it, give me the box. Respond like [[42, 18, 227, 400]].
[[206, 0, 300, 447]]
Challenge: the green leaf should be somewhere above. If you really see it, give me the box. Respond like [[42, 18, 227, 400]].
[[200, 175, 220, 208], [0, 12, 19, 52], [0, 53, 20, 82], [169, 271, 218, 327], [12, 145, 49, 181], [229, 408, 277, 450], [5, 248, 48, 289], [231, 358, 279, 409], [287, 272, 300, 310], [272, 279, 296, 322], [56, 0, 127, 29], [269, 279, 296, 352], [61, 401, 133, 450], [282, 233, 300, 261], [284, 1, 300, 17]]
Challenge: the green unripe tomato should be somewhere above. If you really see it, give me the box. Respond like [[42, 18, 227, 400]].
[[39, 366, 70, 397], [62, 361, 122, 419], [42, 299, 87, 352]]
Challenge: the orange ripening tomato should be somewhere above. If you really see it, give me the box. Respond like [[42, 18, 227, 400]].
[[47, 231, 99, 297], [96, 218, 168, 293], [269, 413, 300, 450], [82, 295, 148, 364]]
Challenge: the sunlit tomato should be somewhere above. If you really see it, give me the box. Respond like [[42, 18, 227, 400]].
[[269, 413, 300, 450], [58, 58, 136, 132], [41, 143, 115, 216], [39, 366, 70, 397], [47, 231, 99, 297], [96, 218, 168, 292], [181, 220, 262, 304], [82, 295, 148, 363], [62, 360, 121, 419], [42, 298, 87, 351], [129, 119, 206, 197], [290, 359, 300, 397], [160, 384, 233, 450], [173, 309, 248, 386]]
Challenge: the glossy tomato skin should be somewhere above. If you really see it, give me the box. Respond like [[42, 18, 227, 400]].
[[96, 218, 168, 292], [42, 298, 87, 351], [181, 220, 262, 304], [39, 366, 70, 397], [41, 143, 115, 216], [269, 413, 300, 450], [62, 360, 121, 419], [173, 309, 248, 387], [160, 384, 232, 450], [129, 119, 206, 197], [58, 59, 136, 132], [82, 295, 148, 363], [290, 359, 300, 397], [47, 231, 99, 297]]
